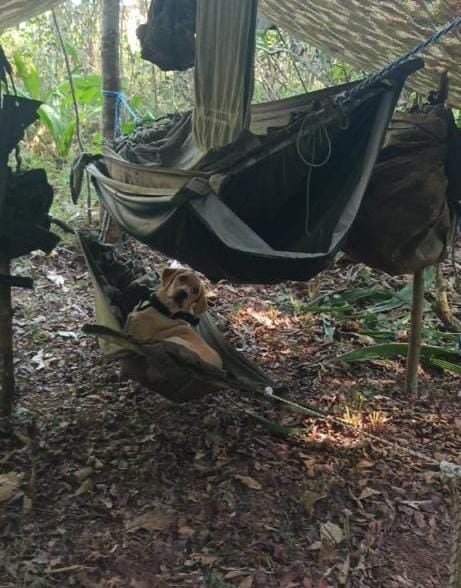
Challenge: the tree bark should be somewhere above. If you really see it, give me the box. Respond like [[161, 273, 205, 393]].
[[101, 0, 123, 242], [405, 268, 425, 396], [102, 0, 121, 142]]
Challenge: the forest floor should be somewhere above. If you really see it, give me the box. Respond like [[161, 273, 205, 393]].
[[1, 233, 460, 588]]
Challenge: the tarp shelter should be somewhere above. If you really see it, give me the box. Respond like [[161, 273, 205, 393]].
[[1, 1, 460, 108], [0, 0, 62, 32]]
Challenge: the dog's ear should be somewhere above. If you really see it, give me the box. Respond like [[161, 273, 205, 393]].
[[193, 287, 208, 316], [161, 268, 180, 288]]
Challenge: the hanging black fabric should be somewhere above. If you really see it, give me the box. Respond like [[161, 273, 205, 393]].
[[136, 0, 196, 71], [85, 60, 422, 284]]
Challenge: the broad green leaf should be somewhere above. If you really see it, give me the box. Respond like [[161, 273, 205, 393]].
[[13, 52, 41, 99], [56, 74, 102, 105], [38, 104, 64, 143], [337, 343, 461, 363], [58, 121, 75, 157], [430, 358, 461, 374], [120, 121, 137, 135]]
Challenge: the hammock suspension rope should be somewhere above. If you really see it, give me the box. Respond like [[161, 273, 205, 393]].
[[102, 89, 142, 137]]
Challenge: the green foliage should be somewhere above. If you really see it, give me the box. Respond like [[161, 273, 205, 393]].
[[11, 50, 103, 157], [13, 52, 41, 99], [298, 263, 460, 376], [299, 267, 436, 317], [430, 358, 461, 374], [337, 342, 461, 364], [454, 108, 461, 127]]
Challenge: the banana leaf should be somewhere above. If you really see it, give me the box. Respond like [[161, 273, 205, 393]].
[[430, 357, 461, 374], [337, 342, 461, 364]]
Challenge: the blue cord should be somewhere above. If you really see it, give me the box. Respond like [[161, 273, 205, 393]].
[[102, 90, 142, 136]]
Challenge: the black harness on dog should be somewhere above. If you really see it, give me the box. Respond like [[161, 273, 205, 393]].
[[138, 293, 201, 327]]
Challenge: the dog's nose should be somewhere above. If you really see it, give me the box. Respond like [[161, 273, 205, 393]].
[[174, 289, 188, 302]]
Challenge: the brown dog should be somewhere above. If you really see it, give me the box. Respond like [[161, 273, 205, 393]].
[[125, 268, 223, 369], [156, 267, 208, 317]]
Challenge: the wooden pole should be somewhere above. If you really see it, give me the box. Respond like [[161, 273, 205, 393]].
[[0, 83, 14, 428], [448, 478, 461, 588], [0, 254, 14, 426], [405, 268, 425, 396]]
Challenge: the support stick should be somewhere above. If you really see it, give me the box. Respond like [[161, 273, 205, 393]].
[[405, 268, 425, 396], [449, 478, 461, 588], [0, 254, 14, 426]]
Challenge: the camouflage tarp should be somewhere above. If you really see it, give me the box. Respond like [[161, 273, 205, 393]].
[[260, 0, 461, 108], [0, 0, 61, 31], [1, 1, 460, 108]]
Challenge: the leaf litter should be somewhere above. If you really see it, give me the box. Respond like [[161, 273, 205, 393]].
[[0, 238, 459, 587]]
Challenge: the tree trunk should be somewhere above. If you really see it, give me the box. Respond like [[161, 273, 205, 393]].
[[102, 0, 121, 141], [101, 0, 123, 242]]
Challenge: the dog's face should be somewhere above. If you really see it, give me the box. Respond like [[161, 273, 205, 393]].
[[158, 268, 208, 316]]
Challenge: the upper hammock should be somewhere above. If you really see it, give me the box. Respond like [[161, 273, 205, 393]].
[[83, 59, 421, 284]]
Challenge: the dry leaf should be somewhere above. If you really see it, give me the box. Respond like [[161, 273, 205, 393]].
[[0, 472, 24, 503], [238, 577, 254, 588], [320, 521, 344, 545], [31, 349, 46, 370], [195, 554, 219, 566], [308, 541, 323, 551], [75, 479, 94, 496], [235, 475, 262, 490], [178, 525, 195, 539], [23, 495, 33, 513], [46, 271, 65, 287], [302, 490, 326, 515], [414, 511, 426, 529], [358, 487, 381, 500], [224, 571, 248, 580], [126, 510, 176, 533], [75, 467, 94, 482], [337, 555, 350, 585], [130, 579, 150, 588], [356, 459, 375, 469]]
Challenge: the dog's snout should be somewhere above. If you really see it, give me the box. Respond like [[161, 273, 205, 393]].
[[173, 289, 189, 303]]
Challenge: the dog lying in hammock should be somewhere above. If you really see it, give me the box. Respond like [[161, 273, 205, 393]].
[[124, 268, 223, 369]]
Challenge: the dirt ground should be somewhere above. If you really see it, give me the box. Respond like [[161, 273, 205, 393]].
[[1, 237, 460, 588]]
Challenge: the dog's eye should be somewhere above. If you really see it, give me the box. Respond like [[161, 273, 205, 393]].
[[178, 275, 187, 283]]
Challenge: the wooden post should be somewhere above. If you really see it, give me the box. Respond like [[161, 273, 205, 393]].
[[405, 268, 425, 396], [0, 255, 14, 425], [0, 84, 14, 427]]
